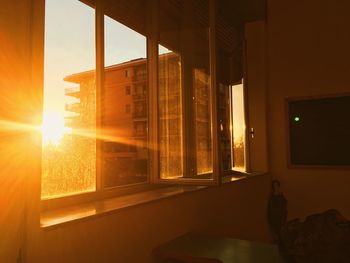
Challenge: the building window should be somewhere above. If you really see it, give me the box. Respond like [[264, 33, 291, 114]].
[[125, 104, 131, 113], [125, 69, 131, 78], [125, 86, 131, 95]]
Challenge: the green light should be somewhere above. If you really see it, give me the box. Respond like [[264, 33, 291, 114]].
[[294, 116, 300, 122]]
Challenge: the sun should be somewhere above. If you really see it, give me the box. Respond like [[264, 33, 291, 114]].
[[41, 112, 69, 145]]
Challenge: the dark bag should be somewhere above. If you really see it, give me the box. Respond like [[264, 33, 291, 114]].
[[267, 180, 288, 239], [279, 209, 350, 263]]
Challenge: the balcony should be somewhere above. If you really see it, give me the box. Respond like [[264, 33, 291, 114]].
[[132, 93, 147, 101], [158, 90, 180, 99], [133, 130, 147, 138], [132, 73, 147, 82], [132, 111, 147, 120], [64, 115, 80, 128], [65, 102, 80, 113], [65, 87, 80, 98]]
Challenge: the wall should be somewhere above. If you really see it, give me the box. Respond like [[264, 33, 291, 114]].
[[245, 21, 268, 173], [267, 0, 350, 219], [29, 175, 270, 263]]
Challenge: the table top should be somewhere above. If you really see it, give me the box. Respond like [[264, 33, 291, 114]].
[[154, 233, 286, 263]]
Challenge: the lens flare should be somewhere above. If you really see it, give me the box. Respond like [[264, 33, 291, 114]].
[[41, 112, 69, 145]]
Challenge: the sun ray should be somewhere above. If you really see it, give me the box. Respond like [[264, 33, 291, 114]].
[[0, 116, 158, 152]]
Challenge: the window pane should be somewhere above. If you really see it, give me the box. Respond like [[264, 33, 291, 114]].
[[218, 84, 232, 171], [158, 46, 183, 179], [102, 15, 148, 188], [158, 0, 212, 179], [42, 0, 96, 199], [231, 82, 246, 171], [186, 0, 212, 176], [194, 68, 212, 175]]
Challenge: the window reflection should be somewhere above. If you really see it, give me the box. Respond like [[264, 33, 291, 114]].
[[194, 69, 212, 175], [102, 15, 148, 188], [218, 84, 232, 171], [158, 0, 212, 179], [158, 46, 183, 179]]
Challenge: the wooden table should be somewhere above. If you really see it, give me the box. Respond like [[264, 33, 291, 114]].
[[154, 233, 286, 263]]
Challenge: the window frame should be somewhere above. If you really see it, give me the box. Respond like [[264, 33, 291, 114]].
[[151, 0, 220, 186], [41, 0, 250, 209], [229, 80, 249, 173], [97, 0, 152, 191], [41, 0, 154, 210]]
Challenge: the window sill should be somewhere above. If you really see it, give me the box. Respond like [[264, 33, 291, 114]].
[[41, 172, 266, 229], [41, 185, 206, 229], [221, 171, 267, 184]]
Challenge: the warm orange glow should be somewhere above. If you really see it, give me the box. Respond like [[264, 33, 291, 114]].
[[41, 112, 70, 146], [0, 119, 39, 134]]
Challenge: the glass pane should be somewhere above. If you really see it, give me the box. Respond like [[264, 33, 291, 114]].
[[231, 82, 246, 171], [218, 84, 232, 171], [158, 46, 183, 179], [102, 15, 148, 188], [42, 0, 96, 199], [194, 68, 212, 175], [159, 0, 212, 180]]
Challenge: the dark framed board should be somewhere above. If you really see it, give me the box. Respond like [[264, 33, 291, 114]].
[[287, 94, 350, 167]]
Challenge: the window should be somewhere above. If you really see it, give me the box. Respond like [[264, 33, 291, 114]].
[[218, 81, 247, 172], [158, 46, 183, 179], [218, 83, 232, 172], [125, 104, 131, 114], [41, 0, 249, 202], [230, 82, 246, 171], [102, 13, 148, 188], [125, 86, 131, 95], [157, 0, 214, 182], [42, 0, 96, 199]]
